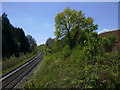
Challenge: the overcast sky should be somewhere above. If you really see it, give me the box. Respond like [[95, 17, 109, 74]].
[[2, 2, 118, 45]]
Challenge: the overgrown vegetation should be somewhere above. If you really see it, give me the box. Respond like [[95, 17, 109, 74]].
[[23, 8, 119, 89], [2, 51, 38, 74], [24, 45, 119, 89]]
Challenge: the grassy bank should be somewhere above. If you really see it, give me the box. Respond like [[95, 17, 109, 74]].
[[24, 45, 120, 89], [2, 51, 39, 75]]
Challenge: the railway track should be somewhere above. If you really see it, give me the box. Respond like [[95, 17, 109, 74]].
[[0, 51, 44, 90]]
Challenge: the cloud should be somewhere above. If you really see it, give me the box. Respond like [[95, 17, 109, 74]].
[[98, 29, 117, 34]]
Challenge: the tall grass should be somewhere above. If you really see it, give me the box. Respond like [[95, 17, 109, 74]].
[[2, 52, 38, 75]]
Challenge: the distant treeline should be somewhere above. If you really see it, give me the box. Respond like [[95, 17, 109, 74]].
[[2, 13, 36, 58]]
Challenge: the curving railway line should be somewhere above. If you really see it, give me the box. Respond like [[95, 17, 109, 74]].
[[0, 51, 44, 90]]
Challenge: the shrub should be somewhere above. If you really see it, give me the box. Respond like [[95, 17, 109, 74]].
[[102, 35, 116, 52]]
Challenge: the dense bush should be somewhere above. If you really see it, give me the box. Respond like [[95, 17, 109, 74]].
[[24, 44, 119, 89], [102, 35, 116, 52]]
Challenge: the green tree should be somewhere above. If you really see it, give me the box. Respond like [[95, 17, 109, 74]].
[[26, 35, 37, 53], [2, 13, 19, 58], [17, 28, 30, 54], [13, 27, 30, 54], [46, 38, 54, 48], [2, 13, 31, 58], [26, 35, 37, 47], [54, 8, 98, 49]]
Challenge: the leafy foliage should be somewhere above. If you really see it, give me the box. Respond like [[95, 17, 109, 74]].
[[24, 45, 119, 89], [102, 35, 116, 52], [54, 8, 98, 49]]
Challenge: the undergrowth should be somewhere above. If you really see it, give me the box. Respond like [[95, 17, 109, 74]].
[[2, 51, 39, 75], [24, 45, 120, 89]]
